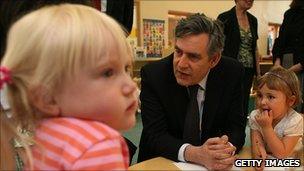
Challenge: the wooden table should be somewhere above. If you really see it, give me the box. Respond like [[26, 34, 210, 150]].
[[128, 157, 180, 170], [129, 146, 303, 170], [129, 147, 253, 170]]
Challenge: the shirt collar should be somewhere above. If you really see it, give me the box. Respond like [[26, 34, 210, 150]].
[[198, 70, 209, 90]]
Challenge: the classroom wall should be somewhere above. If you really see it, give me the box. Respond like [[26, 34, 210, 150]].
[[139, 0, 291, 56]]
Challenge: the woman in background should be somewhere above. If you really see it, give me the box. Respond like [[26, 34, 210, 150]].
[[272, 0, 304, 112], [218, 0, 261, 116]]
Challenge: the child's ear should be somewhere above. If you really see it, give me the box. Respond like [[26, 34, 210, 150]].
[[287, 95, 296, 107], [29, 86, 60, 116]]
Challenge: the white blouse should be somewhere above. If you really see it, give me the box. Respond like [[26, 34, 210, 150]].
[[249, 109, 303, 157]]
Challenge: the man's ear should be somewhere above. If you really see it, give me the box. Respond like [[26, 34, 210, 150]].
[[209, 52, 221, 68], [29, 86, 60, 116]]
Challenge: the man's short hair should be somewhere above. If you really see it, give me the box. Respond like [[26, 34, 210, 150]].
[[175, 13, 225, 58]]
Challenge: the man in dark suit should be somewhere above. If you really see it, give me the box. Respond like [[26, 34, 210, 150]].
[[138, 13, 247, 170]]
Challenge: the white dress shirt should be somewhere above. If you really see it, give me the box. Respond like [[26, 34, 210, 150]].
[[178, 72, 208, 162]]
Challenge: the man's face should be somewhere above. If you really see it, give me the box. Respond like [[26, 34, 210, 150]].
[[173, 33, 220, 86]]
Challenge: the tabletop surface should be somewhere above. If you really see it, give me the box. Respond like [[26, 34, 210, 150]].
[[128, 146, 303, 170], [128, 157, 180, 170], [129, 147, 253, 170]]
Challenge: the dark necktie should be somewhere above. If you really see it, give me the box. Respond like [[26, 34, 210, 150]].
[[183, 84, 200, 145]]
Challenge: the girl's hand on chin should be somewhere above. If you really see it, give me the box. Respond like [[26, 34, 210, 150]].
[[255, 110, 273, 128]]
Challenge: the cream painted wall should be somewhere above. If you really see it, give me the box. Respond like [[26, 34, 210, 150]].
[[139, 0, 291, 56]]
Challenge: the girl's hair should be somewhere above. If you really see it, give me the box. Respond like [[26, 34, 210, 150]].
[[257, 66, 302, 107], [1, 4, 132, 130]]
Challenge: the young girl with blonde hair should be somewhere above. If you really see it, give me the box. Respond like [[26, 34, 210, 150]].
[[249, 66, 303, 169], [0, 4, 138, 170]]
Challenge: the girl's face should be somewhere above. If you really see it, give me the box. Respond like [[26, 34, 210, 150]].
[[54, 51, 138, 131], [256, 84, 294, 122]]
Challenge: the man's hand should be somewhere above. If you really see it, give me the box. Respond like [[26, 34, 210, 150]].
[[184, 135, 236, 170]]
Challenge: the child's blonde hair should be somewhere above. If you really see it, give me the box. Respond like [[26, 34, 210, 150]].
[[257, 66, 302, 107], [1, 4, 132, 130]]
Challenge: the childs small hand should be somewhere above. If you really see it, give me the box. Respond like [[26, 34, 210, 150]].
[[255, 110, 273, 128]]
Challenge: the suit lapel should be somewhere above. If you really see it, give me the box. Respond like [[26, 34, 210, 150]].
[[232, 7, 241, 41], [165, 55, 189, 129], [169, 82, 188, 128], [201, 65, 224, 135]]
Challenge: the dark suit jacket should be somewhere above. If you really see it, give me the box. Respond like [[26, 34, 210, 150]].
[[138, 54, 246, 162], [272, 8, 304, 67], [217, 7, 258, 74]]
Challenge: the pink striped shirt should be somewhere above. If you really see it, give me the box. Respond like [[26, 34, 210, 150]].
[[26, 117, 129, 170]]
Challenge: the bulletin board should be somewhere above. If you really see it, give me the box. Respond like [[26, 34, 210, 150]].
[[143, 19, 165, 57]]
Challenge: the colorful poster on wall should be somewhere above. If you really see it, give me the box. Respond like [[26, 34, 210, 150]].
[[143, 19, 165, 57]]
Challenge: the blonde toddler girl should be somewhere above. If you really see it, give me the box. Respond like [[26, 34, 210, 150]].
[[0, 4, 138, 170]]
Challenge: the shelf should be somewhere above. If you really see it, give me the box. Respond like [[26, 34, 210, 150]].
[[133, 58, 162, 78], [260, 61, 272, 65], [134, 57, 162, 61]]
